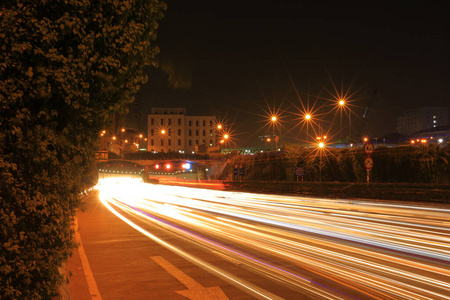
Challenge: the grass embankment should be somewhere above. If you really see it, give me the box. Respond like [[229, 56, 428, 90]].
[[223, 181, 450, 203]]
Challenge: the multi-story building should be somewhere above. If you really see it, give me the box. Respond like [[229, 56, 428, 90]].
[[147, 108, 217, 153], [397, 107, 449, 136]]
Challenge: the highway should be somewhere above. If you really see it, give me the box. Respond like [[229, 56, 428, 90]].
[[96, 178, 450, 299]]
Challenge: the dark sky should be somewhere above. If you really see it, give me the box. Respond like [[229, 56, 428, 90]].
[[134, 0, 449, 145]]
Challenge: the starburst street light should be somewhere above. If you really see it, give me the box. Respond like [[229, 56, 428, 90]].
[[322, 73, 364, 144]]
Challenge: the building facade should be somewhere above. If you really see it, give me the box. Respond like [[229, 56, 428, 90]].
[[147, 108, 217, 153], [397, 107, 449, 136]]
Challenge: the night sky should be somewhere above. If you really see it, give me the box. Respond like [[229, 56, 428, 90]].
[[134, 0, 449, 145]]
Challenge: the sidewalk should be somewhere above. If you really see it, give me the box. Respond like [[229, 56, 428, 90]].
[[63, 191, 240, 300], [65, 191, 187, 299]]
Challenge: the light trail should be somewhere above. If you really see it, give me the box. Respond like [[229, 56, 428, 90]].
[[96, 178, 450, 299]]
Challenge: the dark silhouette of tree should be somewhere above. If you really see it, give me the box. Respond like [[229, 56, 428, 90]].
[[0, 0, 165, 298]]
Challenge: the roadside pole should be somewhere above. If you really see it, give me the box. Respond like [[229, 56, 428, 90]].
[[364, 141, 374, 183]]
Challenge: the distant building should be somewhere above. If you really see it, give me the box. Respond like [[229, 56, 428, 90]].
[[410, 125, 450, 145], [397, 107, 449, 136], [147, 108, 217, 154]]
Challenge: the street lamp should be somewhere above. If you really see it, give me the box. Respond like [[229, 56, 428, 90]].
[[270, 115, 278, 150], [317, 140, 326, 183], [338, 99, 346, 142], [304, 113, 312, 142]]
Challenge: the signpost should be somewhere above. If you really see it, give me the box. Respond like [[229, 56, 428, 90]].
[[295, 167, 305, 182], [234, 164, 244, 181], [363, 142, 375, 183], [364, 142, 374, 155]]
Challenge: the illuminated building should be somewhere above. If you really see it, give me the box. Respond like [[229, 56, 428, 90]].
[[147, 108, 216, 153]]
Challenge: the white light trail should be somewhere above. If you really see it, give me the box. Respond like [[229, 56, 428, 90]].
[[96, 178, 450, 299]]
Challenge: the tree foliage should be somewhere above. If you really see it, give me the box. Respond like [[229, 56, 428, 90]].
[[0, 0, 165, 298], [228, 144, 450, 184]]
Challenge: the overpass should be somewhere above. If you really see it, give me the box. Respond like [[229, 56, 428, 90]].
[[96, 158, 230, 181]]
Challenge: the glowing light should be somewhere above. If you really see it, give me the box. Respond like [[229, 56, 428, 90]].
[[125, 139, 128, 143], [319, 142, 325, 148], [339, 99, 345, 106], [165, 163, 171, 170], [217, 124, 222, 130], [305, 114, 311, 120], [161, 130, 166, 135], [139, 134, 143, 138], [363, 137, 368, 142], [155, 164, 160, 169], [271, 116, 277, 122], [112, 136, 117, 140], [121, 128, 125, 132], [224, 134, 229, 139]]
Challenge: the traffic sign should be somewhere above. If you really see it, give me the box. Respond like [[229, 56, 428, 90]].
[[295, 167, 305, 176], [364, 142, 374, 154], [364, 156, 374, 170]]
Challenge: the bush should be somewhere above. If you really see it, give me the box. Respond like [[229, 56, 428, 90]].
[[226, 144, 449, 184], [0, 1, 165, 298]]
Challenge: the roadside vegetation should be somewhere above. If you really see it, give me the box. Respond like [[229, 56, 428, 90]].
[[221, 144, 450, 202], [0, 1, 165, 298]]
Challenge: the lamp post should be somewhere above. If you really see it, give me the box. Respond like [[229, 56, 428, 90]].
[[305, 113, 311, 143], [338, 99, 345, 142], [271, 115, 277, 150], [318, 139, 325, 184]]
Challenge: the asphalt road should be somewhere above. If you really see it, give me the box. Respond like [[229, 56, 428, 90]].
[[74, 178, 450, 299]]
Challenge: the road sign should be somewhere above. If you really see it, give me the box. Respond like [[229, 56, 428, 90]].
[[295, 167, 305, 177], [364, 156, 374, 170], [364, 142, 374, 154]]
